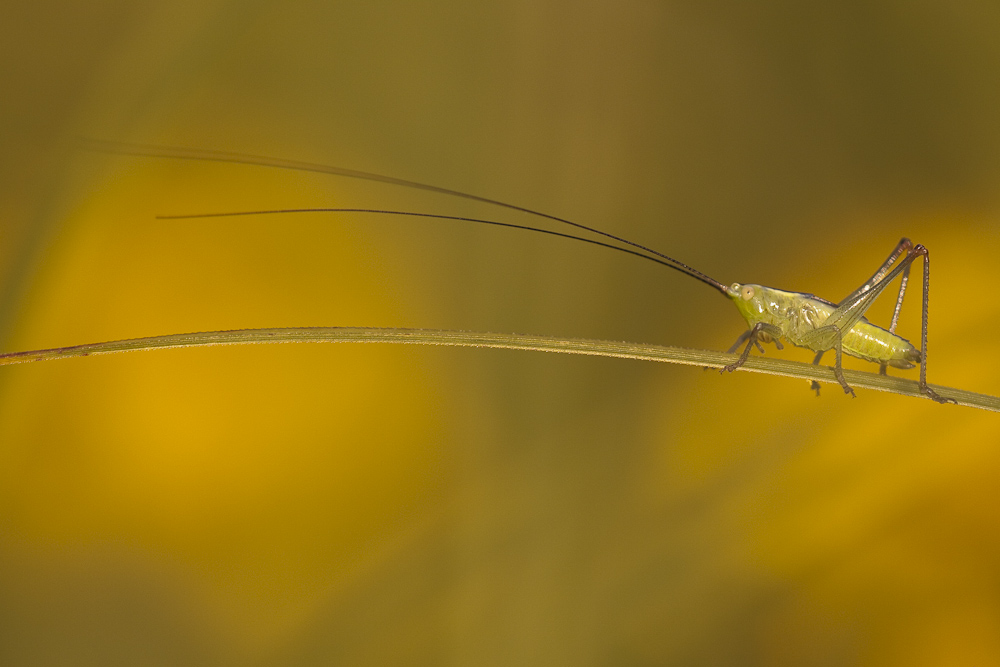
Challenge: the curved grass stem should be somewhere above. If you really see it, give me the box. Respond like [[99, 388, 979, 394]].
[[0, 327, 995, 412]]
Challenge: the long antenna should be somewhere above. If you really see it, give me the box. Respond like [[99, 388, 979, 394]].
[[160, 207, 708, 275], [81, 138, 729, 294]]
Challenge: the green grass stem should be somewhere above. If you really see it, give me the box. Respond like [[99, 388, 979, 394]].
[[1, 327, 995, 412]]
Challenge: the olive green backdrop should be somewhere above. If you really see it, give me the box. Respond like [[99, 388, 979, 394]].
[[2, 2, 999, 664]]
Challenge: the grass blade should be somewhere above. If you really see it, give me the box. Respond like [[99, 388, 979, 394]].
[[1, 327, 995, 412]]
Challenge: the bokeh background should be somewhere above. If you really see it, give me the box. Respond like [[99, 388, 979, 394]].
[[2, 1, 1000, 664]]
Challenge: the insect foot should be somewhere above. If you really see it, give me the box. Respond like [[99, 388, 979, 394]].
[[922, 386, 954, 404]]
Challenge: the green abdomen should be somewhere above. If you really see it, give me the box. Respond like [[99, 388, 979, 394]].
[[843, 320, 919, 369]]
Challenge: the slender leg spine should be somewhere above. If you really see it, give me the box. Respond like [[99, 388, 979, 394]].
[[881, 244, 912, 376], [916, 245, 951, 403]]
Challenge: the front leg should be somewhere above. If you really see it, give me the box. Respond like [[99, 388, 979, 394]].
[[722, 322, 783, 374], [726, 329, 754, 355]]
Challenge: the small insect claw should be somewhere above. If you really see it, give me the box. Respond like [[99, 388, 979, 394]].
[[921, 386, 955, 404], [810, 380, 821, 396]]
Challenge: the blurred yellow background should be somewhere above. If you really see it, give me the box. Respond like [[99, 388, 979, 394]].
[[2, 2, 1000, 664]]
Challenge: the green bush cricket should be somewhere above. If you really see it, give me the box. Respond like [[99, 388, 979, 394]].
[[84, 140, 952, 403]]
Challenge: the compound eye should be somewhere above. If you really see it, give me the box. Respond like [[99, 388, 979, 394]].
[[741, 285, 755, 301]]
